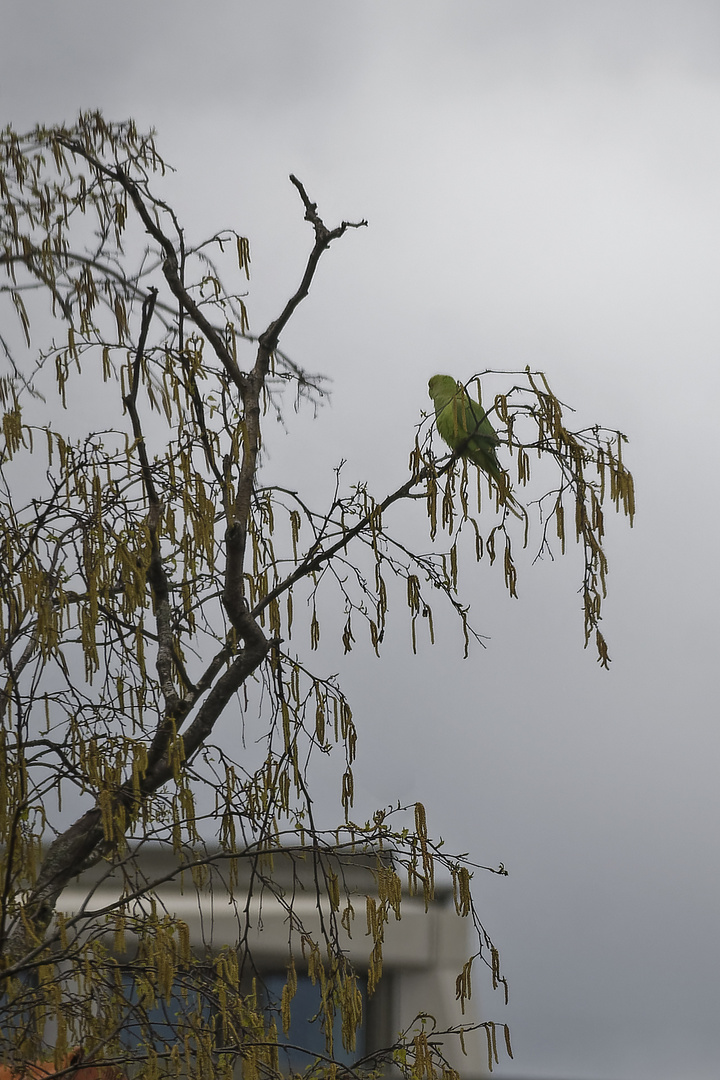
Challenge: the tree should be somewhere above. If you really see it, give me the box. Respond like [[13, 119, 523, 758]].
[[0, 114, 635, 1079]]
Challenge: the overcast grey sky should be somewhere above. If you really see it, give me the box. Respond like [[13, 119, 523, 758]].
[[2, 4, 720, 1079]]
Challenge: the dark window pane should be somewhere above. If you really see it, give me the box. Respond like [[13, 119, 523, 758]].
[[263, 973, 366, 1072]]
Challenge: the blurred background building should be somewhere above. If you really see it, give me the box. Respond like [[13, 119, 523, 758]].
[[59, 848, 487, 1076]]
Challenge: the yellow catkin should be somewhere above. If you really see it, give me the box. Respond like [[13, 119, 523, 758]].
[[452, 865, 472, 917], [341, 900, 355, 938], [327, 868, 340, 911], [113, 913, 126, 953], [280, 955, 296, 1036], [455, 958, 473, 1014]]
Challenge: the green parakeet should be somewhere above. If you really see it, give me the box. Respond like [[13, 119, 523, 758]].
[[428, 374, 509, 494]]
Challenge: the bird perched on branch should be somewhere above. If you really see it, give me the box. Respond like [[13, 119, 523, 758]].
[[428, 374, 515, 504]]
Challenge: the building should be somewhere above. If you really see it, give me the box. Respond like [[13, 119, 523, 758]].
[[58, 845, 489, 1076]]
